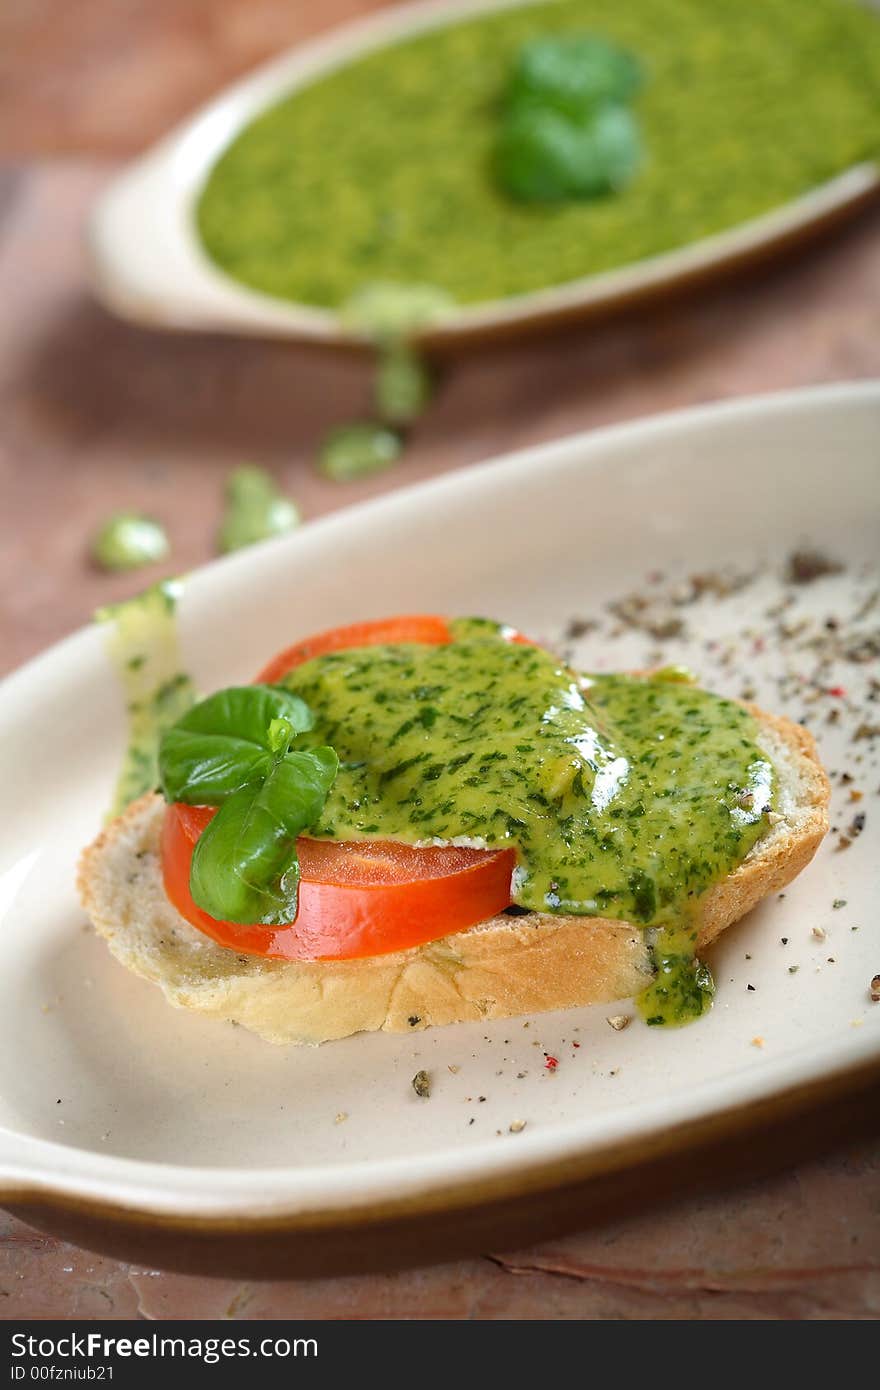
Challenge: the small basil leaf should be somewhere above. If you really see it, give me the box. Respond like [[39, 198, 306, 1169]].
[[497, 104, 642, 203], [189, 746, 338, 926], [508, 35, 643, 122], [159, 685, 314, 804]]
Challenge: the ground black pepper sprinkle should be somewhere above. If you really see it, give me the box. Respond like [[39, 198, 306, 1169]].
[[786, 549, 843, 584], [562, 551, 879, 1035], [564, 617, 599, 640]]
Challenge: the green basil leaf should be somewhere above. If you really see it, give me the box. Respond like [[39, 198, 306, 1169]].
[[189, 746, 338, 926], [159, 685, 315, 805], [497, 104, 642, 203], [508, 35, 643, 123]]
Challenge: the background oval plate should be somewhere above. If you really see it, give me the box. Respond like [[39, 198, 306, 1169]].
[[1, 383, 879, 1273]]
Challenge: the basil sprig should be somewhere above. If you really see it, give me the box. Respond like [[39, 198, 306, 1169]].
[[158, 686, 338, 926]]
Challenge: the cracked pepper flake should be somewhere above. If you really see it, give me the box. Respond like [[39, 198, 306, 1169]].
[[786, 549, 843, 584], [412, 1070, 431, 1098]]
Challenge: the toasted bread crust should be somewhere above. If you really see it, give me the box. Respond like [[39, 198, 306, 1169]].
[[77, 705, 829, 1045]]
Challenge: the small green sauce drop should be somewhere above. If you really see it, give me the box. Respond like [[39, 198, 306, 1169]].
[[652, 664, 698, 685], [91, 512, 169, 573], [98, 580, 196, 818], [374, 346, 433, 427], [317, 282, 448, 480], [317, 423, 403, 482], [218, 466, 300, 553], [340, 282, 455, 339]]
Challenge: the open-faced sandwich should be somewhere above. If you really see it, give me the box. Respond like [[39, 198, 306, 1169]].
[[79, 615, 830, 1044]]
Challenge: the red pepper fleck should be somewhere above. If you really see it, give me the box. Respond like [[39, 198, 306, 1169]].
[[544, 1055, 559, 1071], [827, 686, 846, 698], [572, 1041, 581, 1048]]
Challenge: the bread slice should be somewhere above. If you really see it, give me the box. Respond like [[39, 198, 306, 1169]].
[[77, 705, 829, 1045]]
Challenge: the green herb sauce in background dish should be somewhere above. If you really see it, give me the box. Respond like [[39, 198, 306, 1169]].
[[98, 581, 196, 818], [283, 622, 774, 1024], [197, 0, 880, 308]]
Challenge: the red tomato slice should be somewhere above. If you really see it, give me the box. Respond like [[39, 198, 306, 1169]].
[[256, 614, 453, 684], [162, 614, 533, 960], [161, 803, 516, 962]]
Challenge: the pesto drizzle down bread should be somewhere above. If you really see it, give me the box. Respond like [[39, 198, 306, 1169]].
[[78, 705, 828, 1045]]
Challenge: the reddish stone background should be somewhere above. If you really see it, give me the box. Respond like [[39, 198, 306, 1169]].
[[1, 0, 879, 1318]]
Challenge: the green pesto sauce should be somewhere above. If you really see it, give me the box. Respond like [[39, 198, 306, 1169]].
[[197, 0, 880, 308], [638, 922, 715, 1028], [283, 623, 773, 1024], [98, 581, 196, 819]]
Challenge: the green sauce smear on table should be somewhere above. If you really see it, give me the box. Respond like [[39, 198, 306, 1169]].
[[197, 0, 880, 308], [282, 621, 774, 1024]]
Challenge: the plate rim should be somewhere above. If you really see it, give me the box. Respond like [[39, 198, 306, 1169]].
[[5, 1054, 880, 1236], [86, 0, 880, 348]]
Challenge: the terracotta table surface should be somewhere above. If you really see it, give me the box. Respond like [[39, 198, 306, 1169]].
[[2, 0, 880, 1320]]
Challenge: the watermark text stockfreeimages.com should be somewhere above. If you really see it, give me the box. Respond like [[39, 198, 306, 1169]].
[[11, 1333, 317, 1372]]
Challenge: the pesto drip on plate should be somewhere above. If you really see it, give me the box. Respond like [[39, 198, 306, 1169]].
[[98, 581, 196, 820], [283, 619, 774, 1022]]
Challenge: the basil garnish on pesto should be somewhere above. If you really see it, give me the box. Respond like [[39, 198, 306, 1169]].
[[496, 35, 645, 203], [283, 620, 774, 929], [159, 686, 337, 926]]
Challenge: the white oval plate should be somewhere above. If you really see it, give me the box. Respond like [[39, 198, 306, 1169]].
[[1, 384, 879, 1250], [87, 0, 880, 349]]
